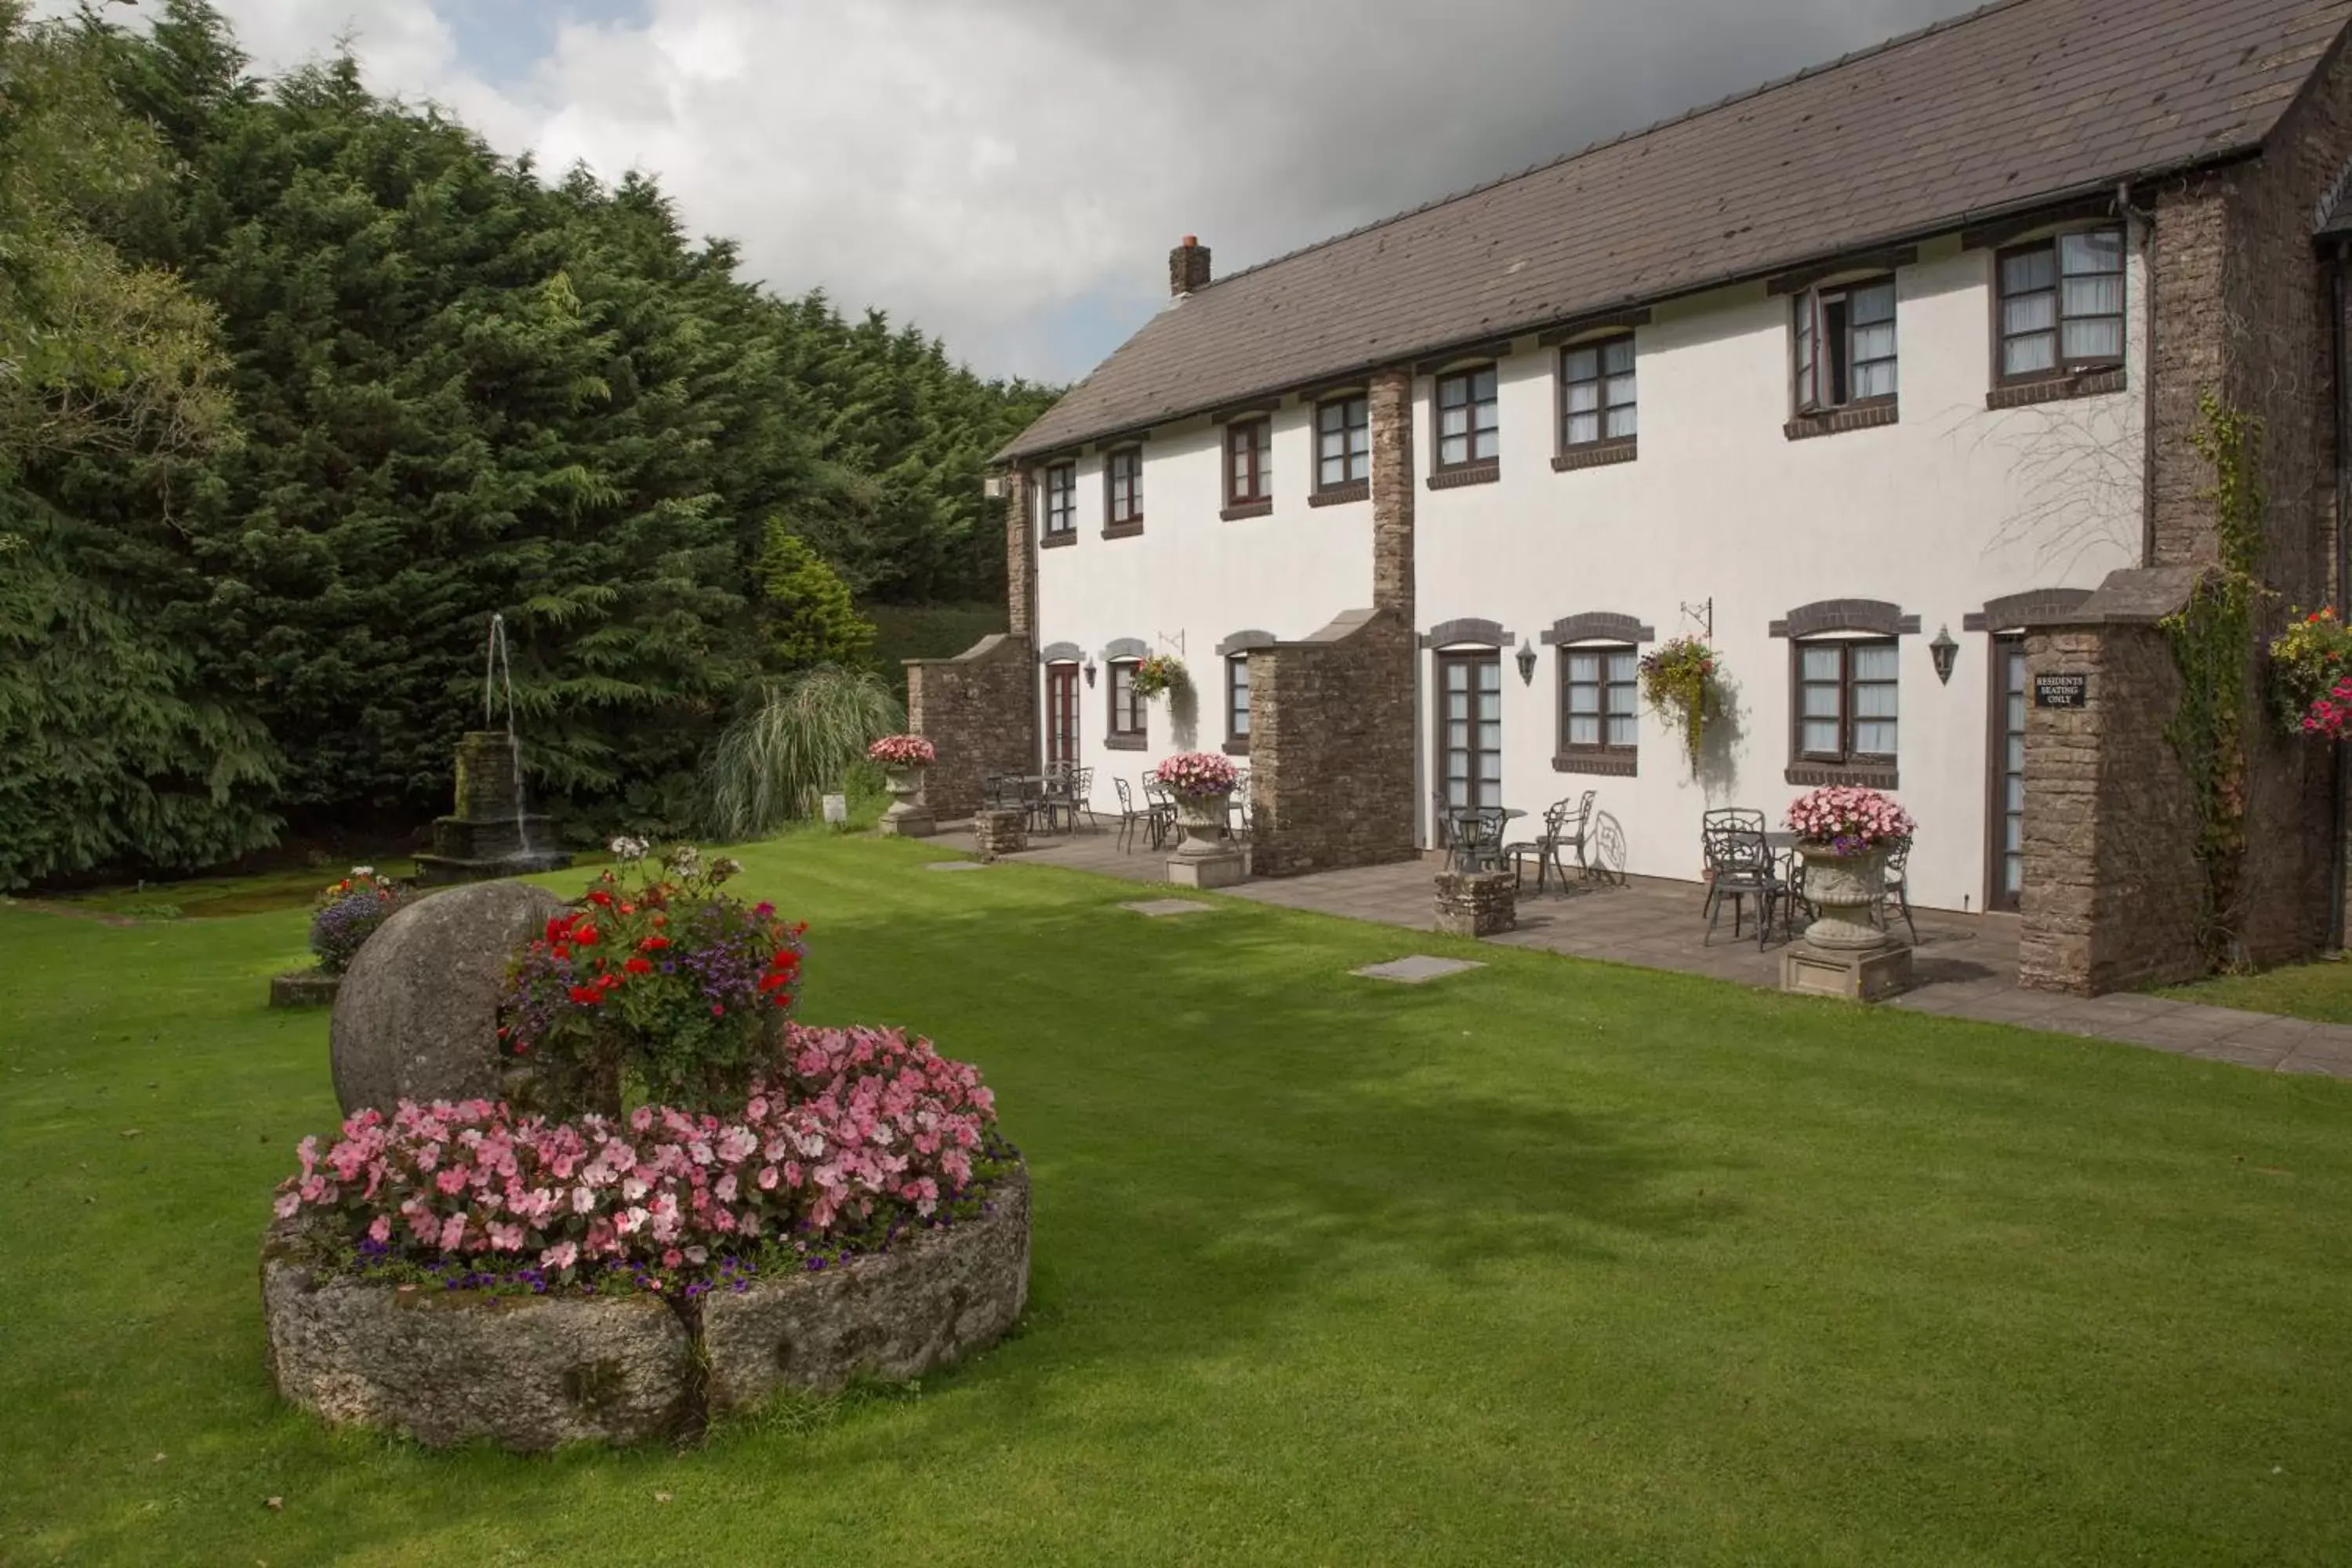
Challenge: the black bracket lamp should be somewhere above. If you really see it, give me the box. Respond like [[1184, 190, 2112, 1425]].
[[1515, 638, 1538, 686], [1929, 626, 1958, 686], [1083, 656, 1098, 688]]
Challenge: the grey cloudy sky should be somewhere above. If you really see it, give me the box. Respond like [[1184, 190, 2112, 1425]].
[[75, 0, 1985, 383]]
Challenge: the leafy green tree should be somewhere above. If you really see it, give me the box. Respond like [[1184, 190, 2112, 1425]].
[[755, 521, 874, 672]]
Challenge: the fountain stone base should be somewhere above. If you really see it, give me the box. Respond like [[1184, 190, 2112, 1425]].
[[413, 731, 573, 887]]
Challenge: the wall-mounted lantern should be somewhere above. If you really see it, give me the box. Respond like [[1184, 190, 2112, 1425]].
[[1515, 638, 1538, 686], [1083, 656, 1098, 688], [1929, 626, 1958, 686]]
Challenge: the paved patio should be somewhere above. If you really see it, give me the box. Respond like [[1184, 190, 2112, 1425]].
[[940, 819, 2352, 1080]]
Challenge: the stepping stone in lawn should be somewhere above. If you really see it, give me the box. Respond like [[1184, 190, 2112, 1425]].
[[1121, 898, 1214, 917], [925, 861, 993, 873], [1354, 954, 1486, 985]]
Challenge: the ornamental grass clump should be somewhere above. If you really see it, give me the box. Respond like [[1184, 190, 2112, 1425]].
[[1785, 785, 1916, 858], [1155, 751, 1238, 799], [1639, 637, 1720, 771], [501, 840, 807, 1116], [307, 866, 408, 975], [270, 1022, 1011, 1297], [866, 734, 935, 769], [2271, 607, 2352, 736]]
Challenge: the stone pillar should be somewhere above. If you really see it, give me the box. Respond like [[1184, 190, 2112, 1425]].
[[906, 633, 1036, 821], [973, 809, 1027, 858], [2016, 570, 2206, 994], [1435, 871, 1515, 937]]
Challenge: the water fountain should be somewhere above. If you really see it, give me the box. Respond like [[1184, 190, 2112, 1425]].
[[414, 615, 573, 886]]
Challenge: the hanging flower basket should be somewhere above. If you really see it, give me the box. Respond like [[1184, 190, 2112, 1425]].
[[1131, 654, 1190, 700], [1639, 637, 1721, 771], [2271, 608, 2352, 737]]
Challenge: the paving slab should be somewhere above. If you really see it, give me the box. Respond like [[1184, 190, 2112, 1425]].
[[1120, 898, 1216, 918], [924, 862, 993, 873], [1354, 955, 1485, 985]]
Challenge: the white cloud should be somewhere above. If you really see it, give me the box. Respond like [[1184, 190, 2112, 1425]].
[[53, 0, 1985, 383]]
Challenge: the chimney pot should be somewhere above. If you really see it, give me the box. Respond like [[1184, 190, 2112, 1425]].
[[1169, 236, 1212, 298]]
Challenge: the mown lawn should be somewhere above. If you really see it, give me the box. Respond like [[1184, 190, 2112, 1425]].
[[6, 837, 2352, 1566], [2162, 953, 2352, 1025]]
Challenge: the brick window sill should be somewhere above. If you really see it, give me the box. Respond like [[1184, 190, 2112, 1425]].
[[1428, 460, 1501, 490], [1309, 481, 1370, 508], [1222, 739, 1252, 757], [1986, 367, 2126, 411], [1103, 735, 1147, 752], [1784, 400, 1898, 442], [1040, 531, 1077, 550], [1221, 500, 1274, 522], [1553, 438, 1638, 473], [1554, 751, 1638, 777], [1785, 763, 1899, 789], [1101, 519, 1144, 540]]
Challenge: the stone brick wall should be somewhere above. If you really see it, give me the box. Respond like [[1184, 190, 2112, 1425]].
[[2019, 617, 2204, 993], [906, 634, 1036, 821], [1245, 364, 1421, 878], [1004, 466, 1036, 641]]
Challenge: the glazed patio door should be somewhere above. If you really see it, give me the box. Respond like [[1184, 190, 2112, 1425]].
[[1438, 653, 1503, 811], [1988, 635, 2027, 913], [1044, 663, 1080, 770]]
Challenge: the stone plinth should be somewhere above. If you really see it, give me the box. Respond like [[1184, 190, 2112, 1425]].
[[260, 1167, 1030, 1450], [974, 808, 1028, 857], [878, 764, 936, 838], [1167, 849, 1248, 890], [1781, 942, 1914, 1002], [1435, 871, 1516, 937], [414, 731, 573, 887], [269, 969, 341, 1009]]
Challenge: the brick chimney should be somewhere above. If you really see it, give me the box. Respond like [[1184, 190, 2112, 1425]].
[[1169, 235, 1211, 298]]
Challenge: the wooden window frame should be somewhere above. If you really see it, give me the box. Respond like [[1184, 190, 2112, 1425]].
[[1793, 274, 1897, 415], [1434, 650, 1505, 812], [1104, 447, 1144, 529], [1793, 637, 1899, 767], [1558, 335, 1637, 452], [1043, 462, 1077, 538], [1433, 365, 1501, 472], [1315, 394, 1370, 493], [1994, 225, 2126, 387], [1226, 419, 1272, 506], [1106, 659, 1145, 746], [1225, 653, 1251, 752], [1556, 642, 1639, 757]]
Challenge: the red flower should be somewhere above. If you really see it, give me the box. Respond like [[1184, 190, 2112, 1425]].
[[586, 889, 614, 909], [624, 956, 652, 975], [638, 935, 670, 952], [568, 985, 602, 1006], [575, 924, 600, 946], [710, 1004, 725, 1016]]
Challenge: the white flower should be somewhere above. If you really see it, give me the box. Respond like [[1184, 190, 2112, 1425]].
[[350, 865, 375, 877], [608, 835, 648, 862]]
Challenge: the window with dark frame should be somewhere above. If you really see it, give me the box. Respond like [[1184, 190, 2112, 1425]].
[[1435, 366, 1500, 469], [1106, 448, 1143, 525], [1044, 463, 1076, 536], [1794, 278, 1897, 412], [1561, 337, 1637, 448], [1316, 395, 1370, 490], [1108, 659, 1145, 741], [1226, 654, 1250, 743], [1796, 639, 1900, 764], [1226, 419, 1272, 506], [1998, 227, 2125, 382], [1560, 645, 1639, 756]]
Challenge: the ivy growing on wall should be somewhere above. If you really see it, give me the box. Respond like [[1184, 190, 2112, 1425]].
[[2160, 390, 2266, 971]]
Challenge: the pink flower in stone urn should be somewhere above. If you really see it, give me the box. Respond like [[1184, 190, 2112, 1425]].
[[869, 735, 937, 837]]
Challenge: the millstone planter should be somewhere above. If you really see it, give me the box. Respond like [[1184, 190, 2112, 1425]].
[[260, 1165, 1031, 1450], [878, 765, 935, 838], [1166, 793, 1246, 890], [269, 968, 342, 1009], [1780, 843, 1912, 1001]]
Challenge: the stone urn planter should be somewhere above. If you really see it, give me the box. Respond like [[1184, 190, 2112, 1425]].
[[1781, 842, 1912, 1000], [878, 765, 935, 838], [1167, 791, 1245, 890]]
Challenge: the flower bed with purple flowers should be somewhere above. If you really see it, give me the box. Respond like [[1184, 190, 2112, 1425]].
[[309, 866, 408, 975]]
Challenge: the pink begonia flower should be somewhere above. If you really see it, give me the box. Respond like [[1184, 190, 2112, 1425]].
[[439, 1214, 466, 1252], [757, 1165, 780, 1191], [368, 1216, 393, 1244], [715, 1174, 738, 1203], [542, 1240, 579, 1271], [662, 1248, 684, 1269], [274, 1192, 301, 1219], [572, 1185, 597, 1214]]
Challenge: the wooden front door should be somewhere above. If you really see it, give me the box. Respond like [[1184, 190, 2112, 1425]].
[[1988, 634, 2027, 913], [1437, 652, 1503, 811], [1045, 663, 1080, 769]]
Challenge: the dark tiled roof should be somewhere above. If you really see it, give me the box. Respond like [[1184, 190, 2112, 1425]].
[[1001, 0, 2352, 461]]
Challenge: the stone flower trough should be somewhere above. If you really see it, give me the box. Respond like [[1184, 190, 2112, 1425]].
[[261, 1167, 1030, 1450]]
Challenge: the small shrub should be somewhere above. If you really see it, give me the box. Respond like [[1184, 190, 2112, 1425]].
[[308, 867, 408, 975], [701, 666, 905, 838], [500, 840, 807, 1116]]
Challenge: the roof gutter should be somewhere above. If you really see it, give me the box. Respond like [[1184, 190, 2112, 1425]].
[[993, 151, 2267, 464]]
